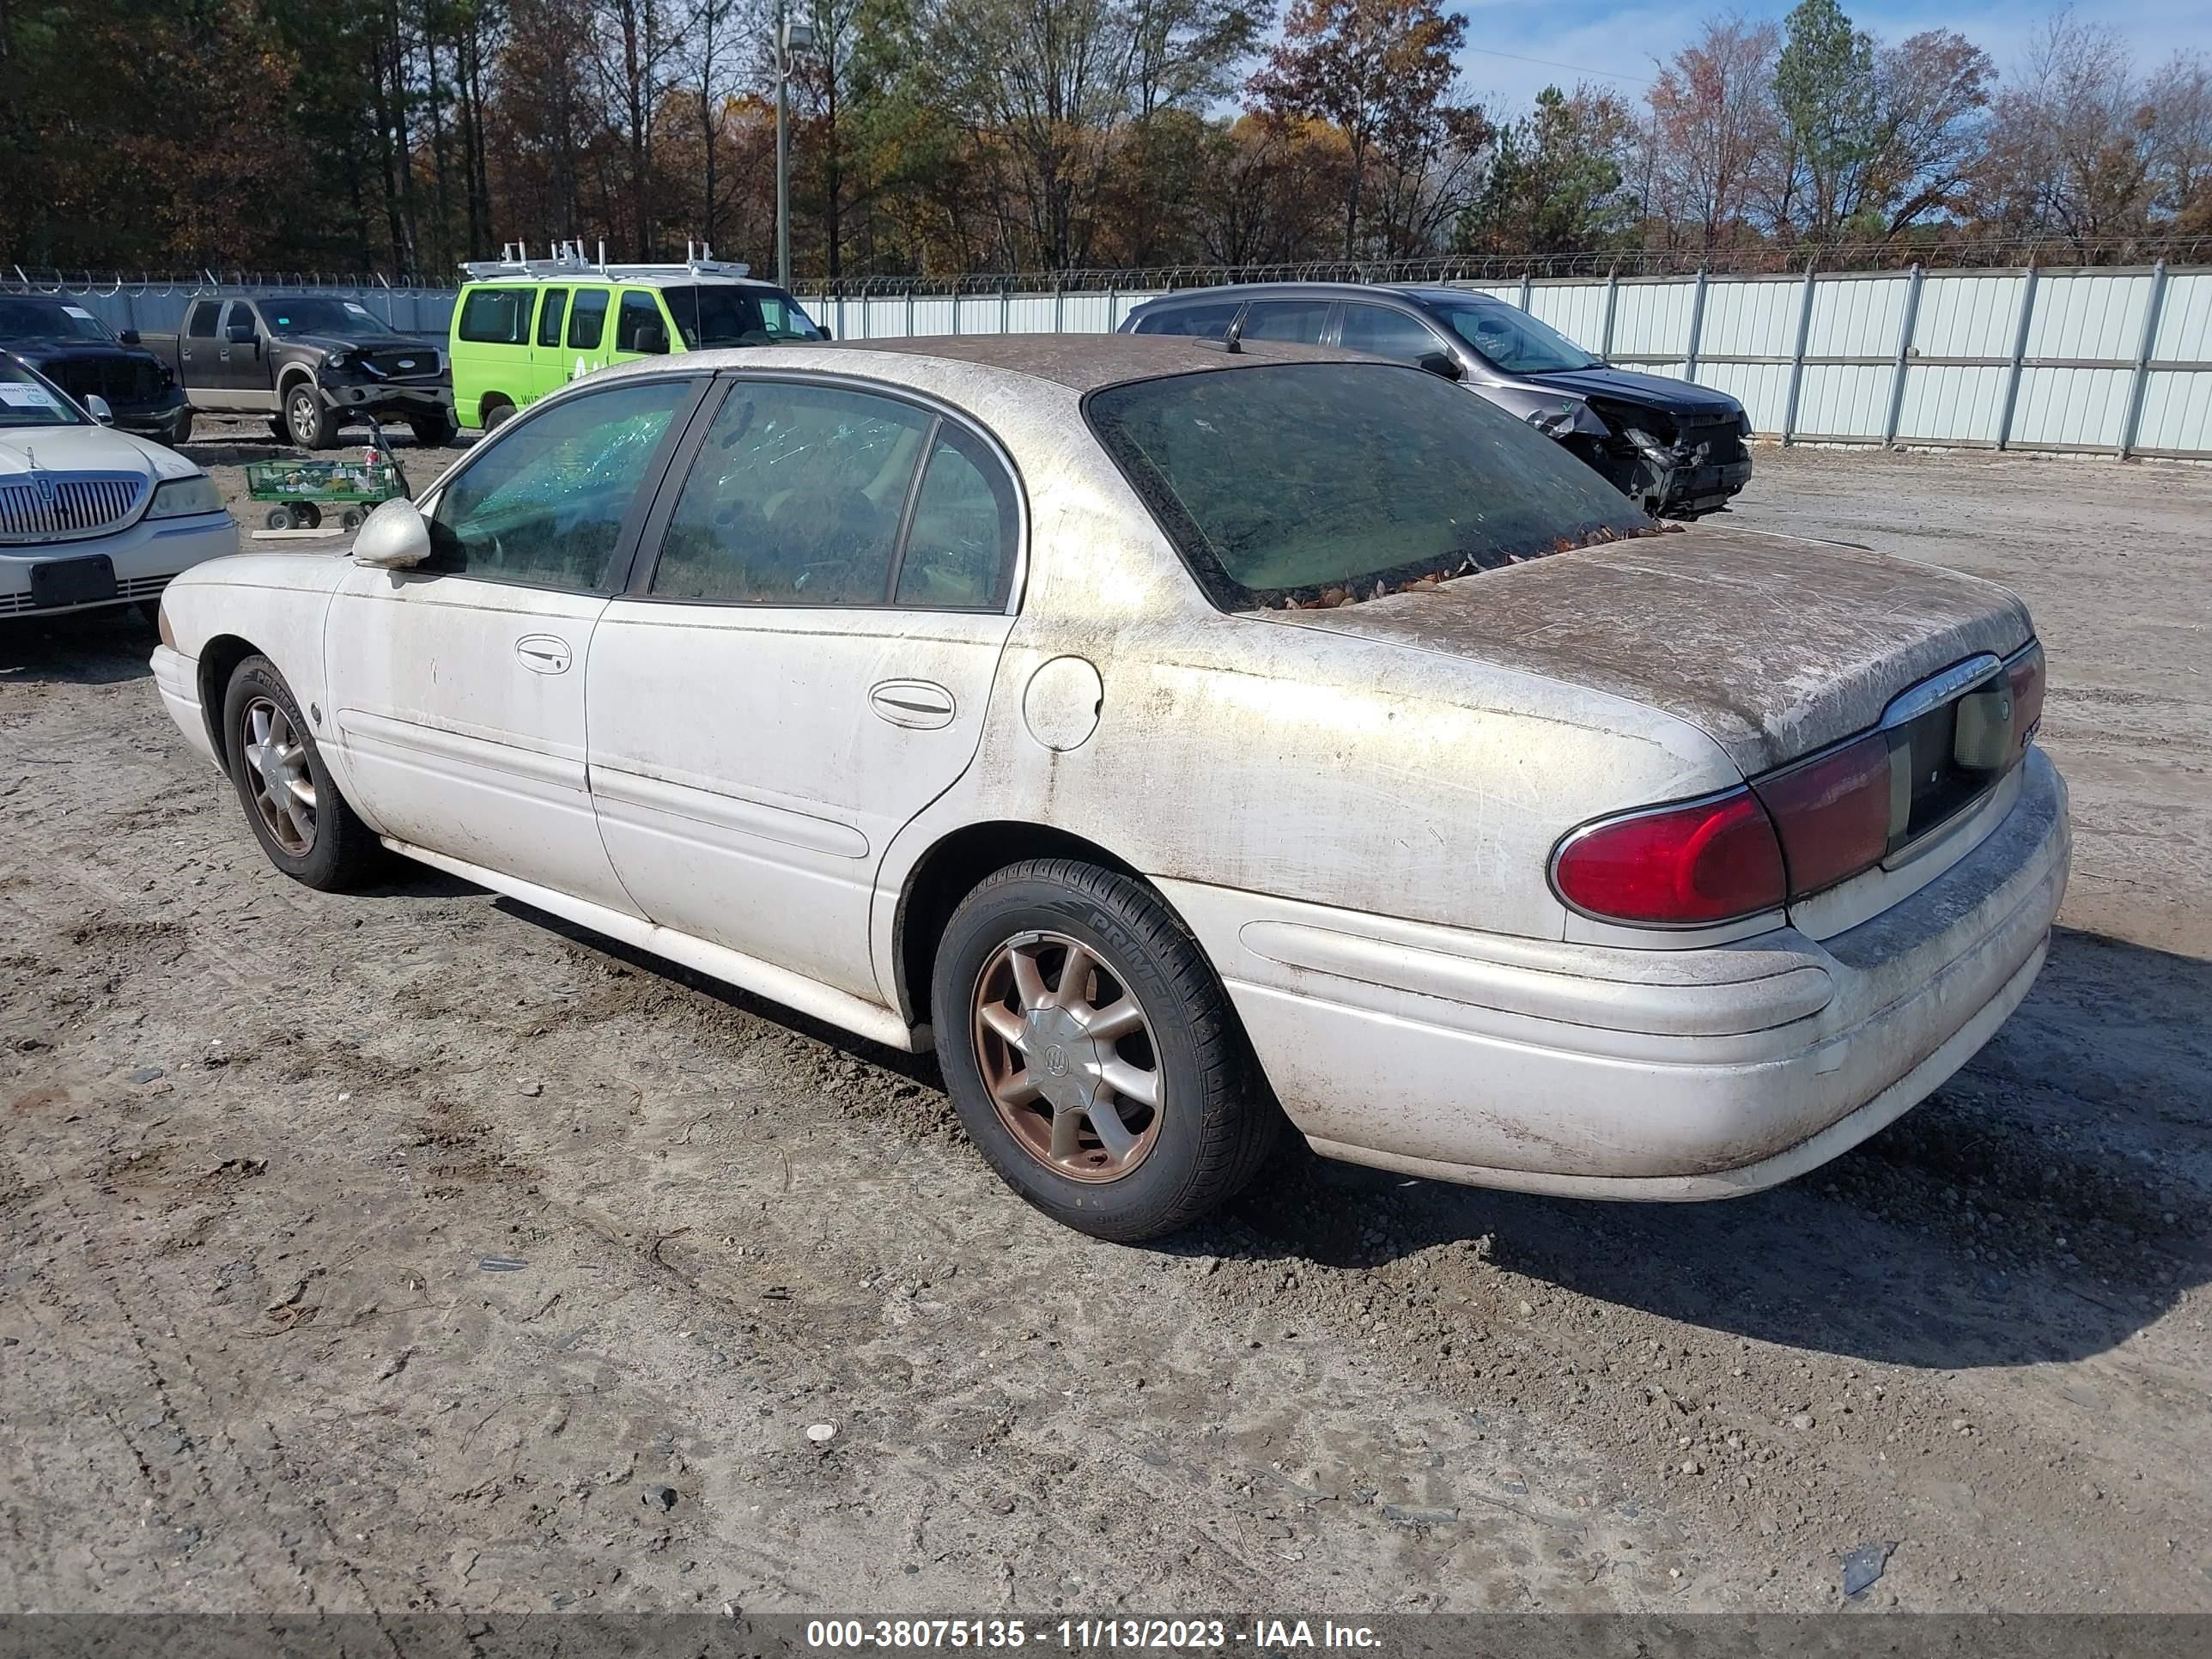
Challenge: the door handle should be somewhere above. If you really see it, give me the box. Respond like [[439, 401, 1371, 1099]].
[[516, 634, 573, 675], [869, 679, 956, 730]]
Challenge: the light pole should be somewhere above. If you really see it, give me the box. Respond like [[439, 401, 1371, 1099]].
[[774, 10, 816, 291]]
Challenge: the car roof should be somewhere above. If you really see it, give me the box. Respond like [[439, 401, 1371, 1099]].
[[456, 273, 787, 292], [1131, 282, 1503, 309], [666, 332, 1376, 393]]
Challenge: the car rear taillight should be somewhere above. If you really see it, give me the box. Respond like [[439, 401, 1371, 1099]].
[[1753, 732, 1893, 900], [2007, 641, 2045, 763], [1551, 788, 1787, 927]]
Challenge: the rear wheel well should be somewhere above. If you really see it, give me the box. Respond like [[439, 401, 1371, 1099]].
[[894, 822, 1146, 1027], [479, 392, 514, 428], [196, 635, 260, 773]]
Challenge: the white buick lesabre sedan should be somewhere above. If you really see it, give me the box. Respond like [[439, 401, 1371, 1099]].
[[3, 352, 235, 619], [149, 336, 2069, 1241]]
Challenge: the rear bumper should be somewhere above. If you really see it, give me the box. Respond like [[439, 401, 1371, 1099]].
[[1160, 747, 2069, 1199]]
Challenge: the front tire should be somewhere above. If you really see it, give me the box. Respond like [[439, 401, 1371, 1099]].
[[221, 655, 382, 890], [284, 383, 337, 449], [931, 860, 1278, 1243], [409, 410, 457, 447]]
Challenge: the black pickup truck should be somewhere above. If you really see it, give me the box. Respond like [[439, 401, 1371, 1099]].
[[146, 294, 454, 449], [0, 294, 191, 444]]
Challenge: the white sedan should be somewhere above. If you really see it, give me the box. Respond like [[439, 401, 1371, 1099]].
[[150, 337, 2069, 1241], [2, 352, 234, 618]]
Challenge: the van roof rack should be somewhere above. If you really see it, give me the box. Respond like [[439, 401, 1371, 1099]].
[[459, 240, 755, 284]]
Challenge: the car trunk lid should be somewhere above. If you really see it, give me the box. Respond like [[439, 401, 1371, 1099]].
[[1249, 524, 2033, 776]]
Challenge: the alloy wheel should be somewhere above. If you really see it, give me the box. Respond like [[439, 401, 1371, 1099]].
[[971, 930, 1164, 1182], [240, 696, 317, 856]]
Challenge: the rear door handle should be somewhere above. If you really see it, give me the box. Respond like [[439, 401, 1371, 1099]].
[[516, 634, 573, 675], [870, 679, 956, 729]]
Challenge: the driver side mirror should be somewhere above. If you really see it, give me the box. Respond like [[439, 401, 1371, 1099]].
[[84, 394, 115, 425], [226, 322, 257, 346], [352, 497, 433, 569], [1416, 350, 1463, 382], [119, 328, 143, 345]]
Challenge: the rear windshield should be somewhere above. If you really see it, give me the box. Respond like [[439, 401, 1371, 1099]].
[[660, 285, 824, 348], [1085, 362, 1650, 609]]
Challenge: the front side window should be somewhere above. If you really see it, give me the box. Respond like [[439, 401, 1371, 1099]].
[[1085, 362, 1650, 609], [660, 285, 823, 348], [568, 289, 610, 350], [653, 382, 934, 606], [1338, 304, 1445, 364], [220, 301, 258, 339], [1438, 302, 1601, 373], [536, 289, 569, 348], [458, 287, 531, 345], [1133, 301, 1237, 339], [428, 379, 690, 590], [615, 292, 668, 354]]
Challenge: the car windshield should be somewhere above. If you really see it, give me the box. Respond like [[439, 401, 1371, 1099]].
[[1437, 302, 1601, 373], [0, 301, 116, 344], [261, 298, 399, 337], [0, 356, 87, 426], [1085, 361, 1653, 610], [660, 285, 824, 348]]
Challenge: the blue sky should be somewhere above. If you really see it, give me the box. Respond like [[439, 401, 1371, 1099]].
[[1452, 2, 2212, 115]]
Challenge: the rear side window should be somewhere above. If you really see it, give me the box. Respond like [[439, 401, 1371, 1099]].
[[458, 287, 531, 344], [187, 301, 222, 338], [896, 427, 1019, 610], [1133, 301, 1237, 339], [1240, 300, 1330, 343], [536, 289, 568, 348], [1085, 362, 1649, 610], [568, 289, 610, 350], [616, 292, 666, 353], [428, 379, 690, 589], [652, 382, 933, 606]]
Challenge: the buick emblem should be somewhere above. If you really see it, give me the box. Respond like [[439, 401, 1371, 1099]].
[[1042, 1044, 1069, 1078]]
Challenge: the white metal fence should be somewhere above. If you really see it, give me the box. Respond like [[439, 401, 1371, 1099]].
[[21, 263, 2212, 459], [804, 264, 2210, 459]]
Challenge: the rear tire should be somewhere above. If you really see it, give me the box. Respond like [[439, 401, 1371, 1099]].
[[264, 506, 295, 531], [221, 655, 383, 891], [481, 399, 515, 434], [930, 860, 1279, 1243], [284, 382, 337, 449]]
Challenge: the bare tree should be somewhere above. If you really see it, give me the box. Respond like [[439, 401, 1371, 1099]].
[[1645, 17, 1780, 251]]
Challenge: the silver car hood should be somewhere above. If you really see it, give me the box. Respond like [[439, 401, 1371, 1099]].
[[1250, 524, 2033, 775]]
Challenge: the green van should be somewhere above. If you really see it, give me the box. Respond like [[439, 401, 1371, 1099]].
[[448, 253, 827, 433]]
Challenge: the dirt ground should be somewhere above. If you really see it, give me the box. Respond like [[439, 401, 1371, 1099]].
[[1, 428, 2207, 1618]]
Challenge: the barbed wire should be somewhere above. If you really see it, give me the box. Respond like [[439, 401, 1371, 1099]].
[[7, 234, 2209, 300]]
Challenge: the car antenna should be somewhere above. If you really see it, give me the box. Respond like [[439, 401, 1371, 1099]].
[[1194, 315, 1244, 355]]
